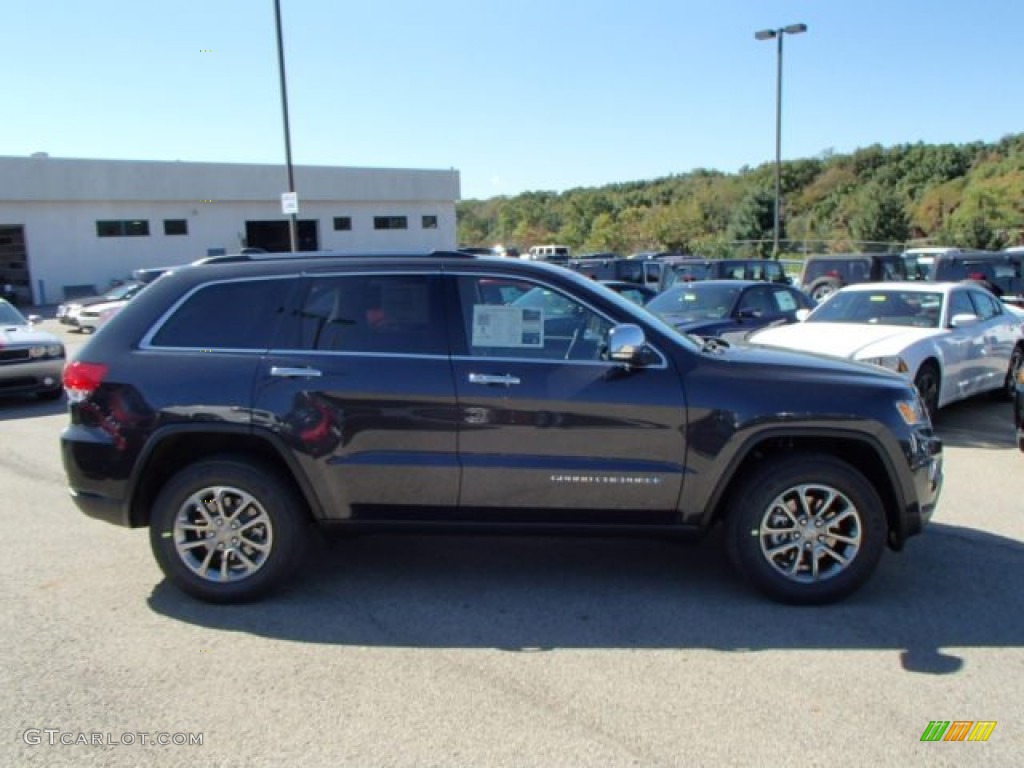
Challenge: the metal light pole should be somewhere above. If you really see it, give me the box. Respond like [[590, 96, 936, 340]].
[[274, 0, 298, 252], [754, 23, 806, 259]]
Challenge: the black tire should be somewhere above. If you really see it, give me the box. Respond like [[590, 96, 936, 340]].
[[149, 457, 309, 603], [914, 361, 940, 419], [725, 455, 887, 605], [1001, 345, 1024, 401], [808, 277, 842, 302]]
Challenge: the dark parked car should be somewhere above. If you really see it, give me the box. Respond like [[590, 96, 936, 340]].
[[599, 280, 658, 306], [570, 256, 677, 292], [922, 250, 1024, 303], [799, 253, 911, 301], [645, 280, 814, 340], [61, 251, 942, 605], [669, 258, 791, 285]]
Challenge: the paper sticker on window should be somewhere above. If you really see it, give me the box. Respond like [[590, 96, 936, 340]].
[[473, 305, 544, 347], [776, 292, 797, 311]]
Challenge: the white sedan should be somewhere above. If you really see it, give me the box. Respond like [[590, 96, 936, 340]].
[[75, 298, 128, 332], [750, 282, 1024, 415]]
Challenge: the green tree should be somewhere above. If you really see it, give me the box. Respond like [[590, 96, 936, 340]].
[[582, 212, 628, 253], [849, 184, 910, 247], [726, 188, 777, 257]]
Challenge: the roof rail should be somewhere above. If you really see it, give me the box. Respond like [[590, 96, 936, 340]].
[[191, 249, 478, 266]]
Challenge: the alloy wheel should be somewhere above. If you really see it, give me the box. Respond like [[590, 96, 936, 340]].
[[173, 485, 274, 583], [756, 483, 862, 583]]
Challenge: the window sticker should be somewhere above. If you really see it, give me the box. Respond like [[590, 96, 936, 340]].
[[776, 292, 797, 311], [472, 305, 544, 347]]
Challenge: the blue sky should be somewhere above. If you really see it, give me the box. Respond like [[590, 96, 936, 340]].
[[3, 1, 1022, 199]]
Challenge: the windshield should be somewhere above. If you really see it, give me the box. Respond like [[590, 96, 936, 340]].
[[671, 262, 713, 281], [646, 284, 741, 319], [102, 282, 142, 301], [511, 286, 579, 317], [553, 268, 702, 351], [0, 301, 28, 325], [808, 289, 943, 328]]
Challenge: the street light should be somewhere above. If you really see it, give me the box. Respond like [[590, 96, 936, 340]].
[[274, 0, 298, 252], [754, 22, 807, 259]]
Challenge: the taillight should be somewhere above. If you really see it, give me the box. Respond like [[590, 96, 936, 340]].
[[63, 361, 108, 402]]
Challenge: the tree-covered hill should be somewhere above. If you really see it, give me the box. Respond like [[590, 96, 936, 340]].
[[457, 134, 1024, 257]]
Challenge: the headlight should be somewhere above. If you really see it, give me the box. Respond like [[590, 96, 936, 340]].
[[864, 355, 909, 373], [895, 397, 927, 426], [27, 344, 64, 358]]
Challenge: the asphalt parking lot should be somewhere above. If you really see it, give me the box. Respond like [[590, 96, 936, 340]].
[[1, 317, 1022, 767]]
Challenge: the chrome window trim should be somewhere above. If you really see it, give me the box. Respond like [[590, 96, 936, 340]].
[[267, 348, 450, 361], [139, 267, 669, 369]]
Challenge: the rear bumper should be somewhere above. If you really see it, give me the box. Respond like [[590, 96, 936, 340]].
[[61, 424, 134, 527], [68, 488, 131, 527]]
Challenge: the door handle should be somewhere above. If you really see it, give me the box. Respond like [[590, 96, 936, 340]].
[[468, 373, 521, 386], [270, 366, 323, 378]]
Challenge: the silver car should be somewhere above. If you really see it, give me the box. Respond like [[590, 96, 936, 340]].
[[0, 300, 64, 400]]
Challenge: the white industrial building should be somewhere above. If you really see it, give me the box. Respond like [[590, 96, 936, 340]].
[[0, 155, 460, 305]]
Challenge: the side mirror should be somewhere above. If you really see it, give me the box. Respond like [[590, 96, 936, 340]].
[[27, 314, 43, 325], [608, 323, 648, 364], [950, 313, 979, 328], [795, 308, 811, 322]]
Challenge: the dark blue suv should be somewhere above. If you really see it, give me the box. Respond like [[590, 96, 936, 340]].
[[61, 251, 942, 605]]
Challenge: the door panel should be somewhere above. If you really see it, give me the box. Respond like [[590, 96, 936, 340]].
[[450, 275, 687, 512], [254, 273, 460, 519]]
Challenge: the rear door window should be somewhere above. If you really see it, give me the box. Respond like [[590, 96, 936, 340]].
[[149, 278, 292, 349], [286, 274, 447, 355]]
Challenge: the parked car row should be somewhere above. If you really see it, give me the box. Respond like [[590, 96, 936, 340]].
[[796, 248, 1024, 304], [56, 281, 144, 332]]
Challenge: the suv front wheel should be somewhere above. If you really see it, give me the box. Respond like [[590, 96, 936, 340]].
[[725, 455, 886, 604], [149, 457, 309, 603]]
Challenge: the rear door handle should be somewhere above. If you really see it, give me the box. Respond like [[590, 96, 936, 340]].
[[270, 366, 323, 378], [468, 373, 521, 386]]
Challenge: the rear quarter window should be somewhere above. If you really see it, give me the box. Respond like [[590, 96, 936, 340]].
[[149, 278, 291, 349]]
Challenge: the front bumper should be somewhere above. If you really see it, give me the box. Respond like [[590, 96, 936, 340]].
[[1015, 382, 1024, 452], [895, 427, 943, 545], [0, 358, 64, 396]]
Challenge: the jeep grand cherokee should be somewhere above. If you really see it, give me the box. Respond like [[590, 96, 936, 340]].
[[60, 251, 942, 604]]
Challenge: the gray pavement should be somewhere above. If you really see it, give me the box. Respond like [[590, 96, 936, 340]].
[[0, 319, 1021, 767]]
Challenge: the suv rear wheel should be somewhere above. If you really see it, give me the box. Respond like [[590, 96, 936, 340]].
[[149, 457, 309, 603], [725, 455, 886, 604], [807, 277, 842, 302]]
